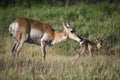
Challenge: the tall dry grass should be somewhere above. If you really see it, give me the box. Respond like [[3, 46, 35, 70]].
[[0, 37, 119, 80]]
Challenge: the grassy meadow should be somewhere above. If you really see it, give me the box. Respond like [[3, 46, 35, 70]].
[[0, 1, 120, 80]]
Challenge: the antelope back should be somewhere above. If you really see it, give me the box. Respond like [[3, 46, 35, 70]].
[[9, 17, 55, 44]]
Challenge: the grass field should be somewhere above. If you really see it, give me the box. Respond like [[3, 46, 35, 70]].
[[0, 2, 120, 80]]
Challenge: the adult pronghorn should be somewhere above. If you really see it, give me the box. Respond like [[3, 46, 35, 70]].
[[78, 38, 103, 57], [9, 17, 81, 60]]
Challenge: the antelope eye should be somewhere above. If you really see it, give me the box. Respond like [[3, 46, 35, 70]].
[[100, 43, 102, 45], [70, 30, 75, 33], [70, 31, 74, 33]]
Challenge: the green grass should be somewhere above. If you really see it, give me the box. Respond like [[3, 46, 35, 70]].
[[0, 2, 120, 80]]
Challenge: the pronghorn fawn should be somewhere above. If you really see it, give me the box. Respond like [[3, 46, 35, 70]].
[[78, 38, 103, 57], [9, 17, 81, 60]]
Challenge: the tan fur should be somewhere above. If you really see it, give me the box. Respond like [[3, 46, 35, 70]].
[[9, 17, 81, 60], [78, 38, 103, 57]]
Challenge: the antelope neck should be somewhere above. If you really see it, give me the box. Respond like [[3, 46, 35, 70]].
[[51, 30, 68, 45]]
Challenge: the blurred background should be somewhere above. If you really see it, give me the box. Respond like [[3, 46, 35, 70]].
[[0, 0, 120, 7]]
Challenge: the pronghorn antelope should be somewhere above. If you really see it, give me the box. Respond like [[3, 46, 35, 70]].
[[9, 17, 81, 60], [78, 38, 103, 57]]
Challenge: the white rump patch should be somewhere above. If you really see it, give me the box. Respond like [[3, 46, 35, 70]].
[[9, 22, 19, 37]]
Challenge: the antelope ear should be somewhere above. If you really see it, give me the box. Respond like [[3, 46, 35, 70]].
[[73, 26, 76, 31], [102, 39, 105, 41], [66, 22, 70, 27], [63, 22, 68, 30], [101, 39, 104, 43]]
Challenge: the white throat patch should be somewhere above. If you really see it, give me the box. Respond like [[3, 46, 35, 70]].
[[51, 35, 67, 45]]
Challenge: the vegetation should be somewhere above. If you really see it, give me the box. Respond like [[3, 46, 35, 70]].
[[0, 1, 120, 80]]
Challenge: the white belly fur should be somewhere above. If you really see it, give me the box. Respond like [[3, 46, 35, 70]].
[[30, 29, 43, 44]]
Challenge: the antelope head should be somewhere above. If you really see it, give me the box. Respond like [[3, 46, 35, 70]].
[[63, 22, 81, 42]]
